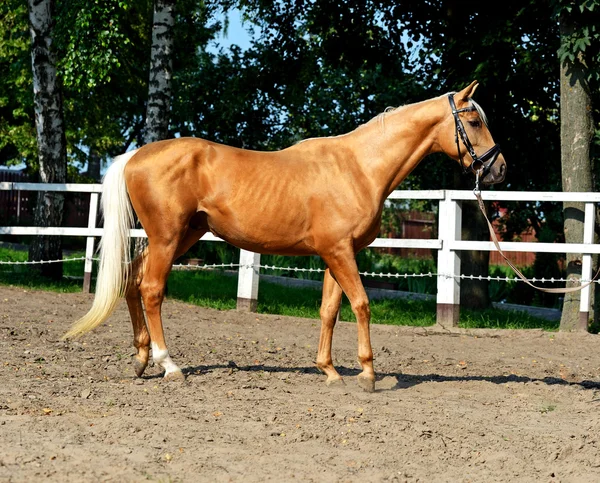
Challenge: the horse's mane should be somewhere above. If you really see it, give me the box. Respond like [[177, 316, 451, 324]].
[[368, 92, 489, 131], [298, 92, 489, 141], [364, 105, 406, 132]]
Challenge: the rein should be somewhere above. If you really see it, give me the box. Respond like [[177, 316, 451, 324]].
[[473, 177, 598, 294]]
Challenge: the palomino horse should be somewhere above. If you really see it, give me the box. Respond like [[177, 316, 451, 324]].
[[66, 81, 506, 392]]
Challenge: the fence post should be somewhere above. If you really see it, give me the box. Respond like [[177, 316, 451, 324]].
[[83, 192, 99, 293], [237, 249, 260, 312], [579, 202, 595, 330], [436, 191, 462, 328]]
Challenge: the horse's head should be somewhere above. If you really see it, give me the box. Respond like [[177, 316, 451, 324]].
[[438, 81, 507, 185]]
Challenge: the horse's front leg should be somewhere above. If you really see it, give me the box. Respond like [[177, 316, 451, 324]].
[[316, 268, 344, 386], [322, 245, 375, 393]]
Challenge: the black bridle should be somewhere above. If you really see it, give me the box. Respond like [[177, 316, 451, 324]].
[[448, 94, 501, 181]]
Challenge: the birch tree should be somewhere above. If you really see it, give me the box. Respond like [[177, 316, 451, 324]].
[[144, 0, 175, 144], [27, 0, 66, 279]]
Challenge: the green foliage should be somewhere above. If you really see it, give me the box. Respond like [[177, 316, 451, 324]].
[[356, 251, 437, 294], [55, 0, 133, 90], [0, 0, 36, 168], [55, 0, 153, 174], [166, 269, 552, 329], [4, 0, 593, 196], [459, 306, 558, 331], [556, 0, 600, 81], [556, 0, 600, 195], [3, 1, 598, 294]]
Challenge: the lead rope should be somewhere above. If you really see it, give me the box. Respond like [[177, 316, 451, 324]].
[[473, 179, 598, 294]]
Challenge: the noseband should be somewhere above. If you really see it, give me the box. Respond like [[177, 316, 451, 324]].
[[448, 94, 501, 180]]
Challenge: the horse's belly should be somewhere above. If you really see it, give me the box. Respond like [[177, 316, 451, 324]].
[[206, 214, 314, 255]]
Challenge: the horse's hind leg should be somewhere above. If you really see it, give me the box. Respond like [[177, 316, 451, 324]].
[[126, 247, 151, 377], [140, 228, 206, 380], [316, 268, 344, 386]]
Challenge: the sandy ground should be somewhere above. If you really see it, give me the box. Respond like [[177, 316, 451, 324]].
[[2, 284, 600, 482]]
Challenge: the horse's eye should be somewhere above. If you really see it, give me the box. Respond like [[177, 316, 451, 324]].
[[468, 119, 482, 128]]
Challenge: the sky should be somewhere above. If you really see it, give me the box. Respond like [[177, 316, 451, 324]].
[[209, 9, 253, 52]]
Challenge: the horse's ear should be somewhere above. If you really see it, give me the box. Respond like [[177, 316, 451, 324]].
[[456, 80, 479, 101]]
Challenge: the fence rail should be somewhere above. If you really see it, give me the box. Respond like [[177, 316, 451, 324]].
[[1, 183, 598, 327]]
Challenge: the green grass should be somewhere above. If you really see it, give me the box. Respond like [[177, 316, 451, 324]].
[[460, 306, 557, 331], [166, 271, 436, 325], [0, 247, 84, 292], [166, 270, 555, 330], [0, 246, 556, 330], [166, 270, 237, 311]]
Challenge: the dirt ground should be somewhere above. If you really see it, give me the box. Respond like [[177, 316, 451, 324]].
[[2, 285, 600, 482]]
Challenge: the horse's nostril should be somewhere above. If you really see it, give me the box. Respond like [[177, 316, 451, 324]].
[[499, 163, 506, 176]]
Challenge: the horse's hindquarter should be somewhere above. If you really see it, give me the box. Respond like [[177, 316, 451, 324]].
[[126, 137, 382, 255]]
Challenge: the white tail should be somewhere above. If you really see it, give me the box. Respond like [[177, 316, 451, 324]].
[[64, 150, 138, 339]]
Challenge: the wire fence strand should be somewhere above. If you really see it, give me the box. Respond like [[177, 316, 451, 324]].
[[1, 256, 598, 284]]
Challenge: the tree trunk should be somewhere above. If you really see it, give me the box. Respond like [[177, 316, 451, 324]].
[[27, 0, 67, 280], [558, 17, 594, 332], [144, 0, 175, 145], [84, 148, 102, 181], [442, 0, 491, 310], [456, 172, 491, 310], [136, 0, 175, 257]]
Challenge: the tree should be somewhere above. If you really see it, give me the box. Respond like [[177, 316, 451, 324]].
[[27, 0, 67, 279], [436, 0, 492, 309], [557, 0, 599, 331], [54, 0, 153, 179], [0, 1, 36, 169], [144, 0, 175, 144]]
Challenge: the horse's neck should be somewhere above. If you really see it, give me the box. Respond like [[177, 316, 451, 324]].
[[348, 98, 444, 199]]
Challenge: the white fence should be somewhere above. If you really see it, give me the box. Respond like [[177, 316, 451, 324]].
[[1, 182, 598, 327]]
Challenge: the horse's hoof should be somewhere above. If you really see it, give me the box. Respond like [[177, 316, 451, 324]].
[[326, 376, 345, 388], [133, 358, 147, 378], [357, 374, 375, 393], [163, 369, 185, 382]]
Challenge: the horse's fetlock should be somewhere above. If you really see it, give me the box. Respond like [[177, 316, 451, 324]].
[[134, 333, 150, 350], [316, 358, 333, 371]]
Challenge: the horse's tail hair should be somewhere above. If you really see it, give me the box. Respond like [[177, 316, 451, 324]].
[[64, 150, 138, 339]]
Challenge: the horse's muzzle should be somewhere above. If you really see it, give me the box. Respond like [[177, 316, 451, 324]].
[[482, 156, 507, 185]]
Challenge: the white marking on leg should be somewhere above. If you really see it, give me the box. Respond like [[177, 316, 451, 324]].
[[151, 342, 181, 376]]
